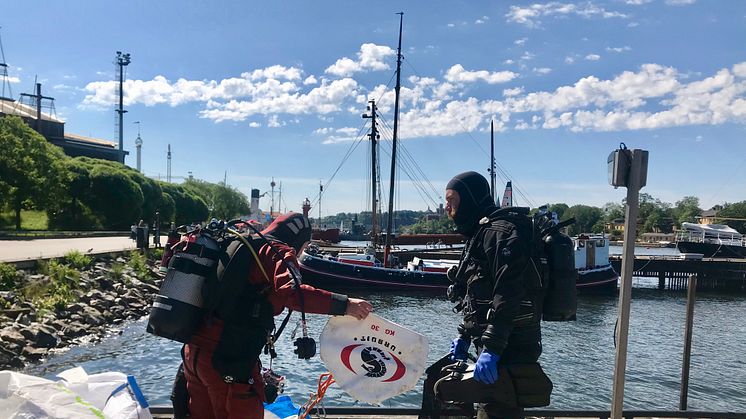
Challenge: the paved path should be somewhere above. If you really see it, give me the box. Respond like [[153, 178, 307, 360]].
[[0, 236, 166, 263]]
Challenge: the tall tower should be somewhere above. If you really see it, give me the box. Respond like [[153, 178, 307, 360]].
[[115, 51, 131, 163], [167, 144, 172, 183], [134, 121, 142, 172]]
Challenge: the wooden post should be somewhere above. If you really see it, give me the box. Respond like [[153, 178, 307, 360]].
[[611, 149, 647, 419], [679, 274, 697, 410], [658, 271, 666, 290]]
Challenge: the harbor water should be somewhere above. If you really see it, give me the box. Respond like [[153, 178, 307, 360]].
[[25, 247, 746, 412]]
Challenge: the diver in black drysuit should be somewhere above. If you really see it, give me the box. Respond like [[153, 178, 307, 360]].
[[445, 171, 543, 419]]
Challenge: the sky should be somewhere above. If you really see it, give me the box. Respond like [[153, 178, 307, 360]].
[[2, 0, 745, 217]]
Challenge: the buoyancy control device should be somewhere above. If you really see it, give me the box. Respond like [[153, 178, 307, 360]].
[[532, 211, 578, 321]]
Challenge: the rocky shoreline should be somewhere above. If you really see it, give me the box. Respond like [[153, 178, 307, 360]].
[[0, 255, 162, 371]]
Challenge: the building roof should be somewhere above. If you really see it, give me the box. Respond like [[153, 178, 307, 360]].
[[0, 97, 64, 123], [64, 132, 117, 149], [701, 209, 719, 217]]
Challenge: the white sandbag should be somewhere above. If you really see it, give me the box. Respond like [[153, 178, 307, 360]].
[[319, 313, 428, 404], [0, 368, 151, 419]]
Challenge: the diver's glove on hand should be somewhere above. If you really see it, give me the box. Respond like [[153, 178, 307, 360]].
[[474, 350, 500, 384], [449, 337, 470, 361]]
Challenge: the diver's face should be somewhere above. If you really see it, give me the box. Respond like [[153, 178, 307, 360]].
[[445, 189, 460, 220]]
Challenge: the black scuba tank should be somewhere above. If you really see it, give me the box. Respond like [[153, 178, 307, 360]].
[[146, 233, 222, 342], [541, 231, 577, 321]]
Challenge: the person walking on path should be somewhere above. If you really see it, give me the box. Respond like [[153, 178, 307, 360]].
[[444, 171, 543, 419]]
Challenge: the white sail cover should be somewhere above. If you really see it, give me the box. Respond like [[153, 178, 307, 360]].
[[320, 314, 428, 404], [0, 367, 151, 419]]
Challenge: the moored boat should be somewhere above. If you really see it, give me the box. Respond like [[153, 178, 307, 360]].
[[573, 234, 618, 291], [675, 222, 746, 258]]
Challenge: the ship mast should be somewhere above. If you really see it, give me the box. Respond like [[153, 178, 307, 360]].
[[362, 99, 379, 245], [383, 12, 403, 268], [490, 120, 496, 202]]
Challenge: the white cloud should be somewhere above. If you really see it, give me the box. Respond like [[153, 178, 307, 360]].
[[503, 87, 524, 97], [249, 122, 261, 128], [303, 75, 318, 85], [6, 76, 20, 84], [319, 126, 361, 144], [666, 0, 696, 5], [504, 59, 515, 65], [586, 54, 601, 61], [514, 38, 528, 46], [325, 43, 395, 77], [444, 64, 518, 85], [625, 0, 653, 4], [606, 46, 632, 53], [533, 67, 552, 74], [475, 16, 489, 24], [506, 2, 628, 28], [389, 61, 746, 137], [447, 23, 455, 28], [565, 56, 575, 64]]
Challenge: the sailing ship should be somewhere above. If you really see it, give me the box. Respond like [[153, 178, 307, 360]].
[[298, 14, 445, 290]]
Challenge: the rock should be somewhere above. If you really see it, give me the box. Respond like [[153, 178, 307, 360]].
[[0, 346, 24, 369], [63, 322, 88, 339], [31, 326, 59, 349], [67, 303, 86, 314], [15, 313, 33, 326], [18, 325, 59, 348], [96, 276, 114, 290], [81, 306, 105, 326], [0, 328, 27, 346], [22, 346, 47, 361]]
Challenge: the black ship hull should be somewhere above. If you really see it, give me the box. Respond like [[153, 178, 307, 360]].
[[299, 254, 617, 293], [676, 241, 746, 258], [299, 254, 449, 291], [576, 264, 618, 293]]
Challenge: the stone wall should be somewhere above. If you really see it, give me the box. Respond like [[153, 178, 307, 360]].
[[0, 256, 161, 370]]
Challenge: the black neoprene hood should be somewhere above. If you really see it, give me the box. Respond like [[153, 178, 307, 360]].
[[446, 171, 495, 236]]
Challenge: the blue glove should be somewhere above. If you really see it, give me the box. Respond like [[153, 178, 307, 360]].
[[449, 337, 470, 361], [474, 350, 500, 384]]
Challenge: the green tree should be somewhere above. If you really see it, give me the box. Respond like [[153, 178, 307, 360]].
[[88, 166, 144, 229], [0, 116, 68, 229], [160, 182, 209, 225], [717, 201, 746, 233], [563, 205, 603, 236], [548, 203, 569, 220], [158, 192, 176, 226], [672, 196, 702, 228], [47, 158, 103, 230]]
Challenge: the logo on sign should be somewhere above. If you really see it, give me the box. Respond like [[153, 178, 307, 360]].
[[340, 332, 407, 383]]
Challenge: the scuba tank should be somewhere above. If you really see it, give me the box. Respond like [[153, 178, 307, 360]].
[[541, 230, 577, 321], [146, 229, 223, 343], [533, 212, 578, 322]]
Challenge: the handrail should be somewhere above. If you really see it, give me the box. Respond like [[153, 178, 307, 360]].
[[148, 405, 746, 418]]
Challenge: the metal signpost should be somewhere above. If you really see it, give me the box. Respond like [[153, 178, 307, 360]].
[[608, 145, 649, 419]]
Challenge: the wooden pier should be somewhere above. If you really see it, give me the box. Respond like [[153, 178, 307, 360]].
[[610, 256, 746, 292]]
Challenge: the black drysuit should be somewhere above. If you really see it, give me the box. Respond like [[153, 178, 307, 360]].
[[452, 207, 543, 418]]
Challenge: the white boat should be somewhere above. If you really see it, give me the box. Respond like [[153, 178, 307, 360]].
[[573, 234, 618, 291], [675, 222, 746, 258]]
